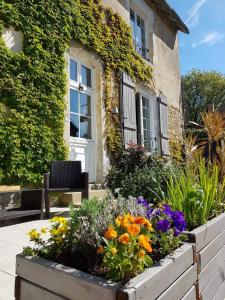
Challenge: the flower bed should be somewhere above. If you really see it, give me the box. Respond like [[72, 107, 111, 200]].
[[15, 197, 197, 300]]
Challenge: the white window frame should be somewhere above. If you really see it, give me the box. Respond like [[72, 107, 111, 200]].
[[69, 57, 95, 142], [130, 8, 146, 59], [137, 93, 157, 153]]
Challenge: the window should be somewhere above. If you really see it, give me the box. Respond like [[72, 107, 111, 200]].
[[136, 94, 157, 152], [130, 9, 146, 59], [69, 58, 93, 139]]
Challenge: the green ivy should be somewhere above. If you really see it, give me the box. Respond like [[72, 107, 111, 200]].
[[0, 0, 153, 185]]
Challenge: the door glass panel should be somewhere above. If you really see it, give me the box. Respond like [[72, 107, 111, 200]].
[[81, 65, 92, 87], [70, 114, 79, 137], [70, 59, 77, 81], [80, 116, 91, 139], [80, 93, 91, 116], [70, 89, 78, 113]]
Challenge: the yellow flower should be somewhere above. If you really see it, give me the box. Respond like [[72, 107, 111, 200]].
[[40, 227, 47, 234], [50, 216, 60, 223], [127, 214, 135, 223], [145, 220, 154, 232], [118, 233, 130, 244], [127, 224, 140, 236], [104, 225, 117, 240], [57, 226, 68, 234], [121, 216, 129, 228], [50, 228, 58, 236], [138, 249, 146, 258], [28, 229, 39, 240], [97, 245, 104, 254], [138, 235, 153, 253], [115, 216, 123, 226], [111, 247, 117, 255]]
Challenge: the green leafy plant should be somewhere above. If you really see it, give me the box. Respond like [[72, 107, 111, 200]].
[[0, 0, 153, 185], [166, 160, 225, 230]]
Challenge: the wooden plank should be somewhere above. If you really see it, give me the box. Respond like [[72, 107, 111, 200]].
[[156, 264, 197, 300], [16, 255, 120, 300], [201, 262, 225, 300], [188, 213, 225, 252], [20, 279, 66, 300], [198, 245, 225, 293], [181, 286, 196, 300], [119, 244, 194, 300], [199, 230, 225, 271], [212, 279, 225, 300]]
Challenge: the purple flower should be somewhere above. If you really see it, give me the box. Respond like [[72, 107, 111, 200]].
[[146, 208, 153, 219], [147, 208, 161, 219], [163, 204, 172, 218], [171, 211, 187, 232], [173, 227, 180, 237], [156, 219, 171, 233], [136, 197, 149, 208]]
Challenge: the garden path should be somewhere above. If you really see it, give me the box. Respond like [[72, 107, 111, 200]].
[[0, 207, 69, 300]]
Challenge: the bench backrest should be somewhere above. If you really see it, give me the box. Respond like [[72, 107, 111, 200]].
[[49, 161, 83, 189]]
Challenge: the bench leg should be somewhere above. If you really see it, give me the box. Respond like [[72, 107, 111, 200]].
[[44, 191, 50, 218]]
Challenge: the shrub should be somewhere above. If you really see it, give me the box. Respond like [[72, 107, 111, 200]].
[[107, 145, 174, 202]]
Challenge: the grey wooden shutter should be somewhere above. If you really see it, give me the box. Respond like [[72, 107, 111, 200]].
[[121, 73, 137, 147], [159, 95, 170, 156]]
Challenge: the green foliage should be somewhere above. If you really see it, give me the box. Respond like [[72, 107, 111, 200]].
[[166, 160, 225, 230], [107, 145, 174, 202], [0, 0, 153, 185], [182, 69, 225, 126]]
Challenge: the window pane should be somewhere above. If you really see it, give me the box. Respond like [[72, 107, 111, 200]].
[[70, 114, 79, 137], [70, 59, 77, 81], [70, 89, 79, 113], [80, 116, 91, 139], [142, 97, 149, 109], [80, 93, 91, 116], [81, 65, 91, 87], [143, 118, 150, 130]]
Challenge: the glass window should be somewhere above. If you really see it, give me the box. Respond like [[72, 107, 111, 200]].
[[129, 10, 146, 59], [80, 116, 92, 139], [70, 114, 79, 137], [80, 93, 91, 116], [81, 65, 92, 87], [142, 97, 151, 150], [70, 89, 78, 113], [70, 59, 77, 81]]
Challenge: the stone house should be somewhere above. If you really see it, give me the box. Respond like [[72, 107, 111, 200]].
[[64, 0, 188, 182], [1, 0, 188, 184]]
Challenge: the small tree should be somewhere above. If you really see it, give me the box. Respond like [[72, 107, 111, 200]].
[[182, 70, 225, 126]]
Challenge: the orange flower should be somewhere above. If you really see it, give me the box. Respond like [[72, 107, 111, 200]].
[[138, 249, 146, 258], [135, 216, 147, 225], [127, 224, 141, 236], [104, 225, 117, 240], [121, 216, 129, 228], [138, 235, 153, 253], [118, 233, 130, 244], [97, 245, 104, 254], [128, 214, 135, 223]]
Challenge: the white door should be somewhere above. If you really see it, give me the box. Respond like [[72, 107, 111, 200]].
[[69, 57, 96, 182]]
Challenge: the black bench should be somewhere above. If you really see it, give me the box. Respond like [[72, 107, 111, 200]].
[[44, 161, 89, 218], [0, 189, 44, 226]]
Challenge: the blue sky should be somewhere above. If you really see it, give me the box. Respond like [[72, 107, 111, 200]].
[[167, 0, 225, 75]]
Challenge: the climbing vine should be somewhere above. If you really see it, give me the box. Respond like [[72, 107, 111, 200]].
[[0, 0, 153, 185]]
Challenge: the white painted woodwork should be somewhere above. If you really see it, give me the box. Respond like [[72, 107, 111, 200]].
[[181, 286, 197, 300], [2, 27, 23, 52], [189, 213, 225, 252], [198, 245, 225, 293], [199, 230, 225, 271], [119, 244, 194, 300], [212, 279, 225, 300], [157, 264, 197, 300], [201, 262, 225, 300]]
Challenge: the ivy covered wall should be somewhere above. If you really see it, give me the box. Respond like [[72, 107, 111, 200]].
[[0, 0, 153, 185]]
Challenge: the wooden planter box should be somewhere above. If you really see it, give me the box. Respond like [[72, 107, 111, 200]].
[[188, 213, 225, 300], [15, 244, 197, 300]]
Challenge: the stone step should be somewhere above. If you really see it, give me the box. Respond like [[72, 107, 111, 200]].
[[61, 189, 108, 207]]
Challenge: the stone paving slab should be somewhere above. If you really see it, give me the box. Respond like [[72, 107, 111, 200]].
[[0, 207, 69, 300]]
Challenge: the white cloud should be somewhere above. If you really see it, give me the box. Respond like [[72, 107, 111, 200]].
[[192, 31, 224, 48], [186, 0, 207, 28]]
